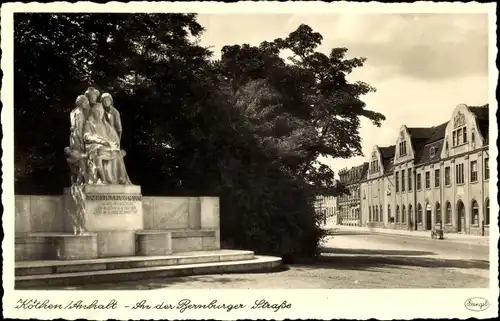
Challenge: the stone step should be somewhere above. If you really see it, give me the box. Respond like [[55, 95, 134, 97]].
[[16, 250, 254, 276], [15, 255, 282, 289]]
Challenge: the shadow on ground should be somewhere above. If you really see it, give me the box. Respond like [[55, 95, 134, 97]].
[[322, 229, 373, 236], [320, 247, 435, 256], [290, 247, 490, 272]]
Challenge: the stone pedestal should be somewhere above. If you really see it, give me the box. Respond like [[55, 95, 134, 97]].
[[63, 185, 144, 258]]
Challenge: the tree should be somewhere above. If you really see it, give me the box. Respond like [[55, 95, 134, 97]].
[[216, 24, 384, 195]]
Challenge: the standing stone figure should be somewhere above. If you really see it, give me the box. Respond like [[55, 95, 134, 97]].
[[65, 95, 91, 185], [85, 86, 102, 110], [101, 92, 123, 144]]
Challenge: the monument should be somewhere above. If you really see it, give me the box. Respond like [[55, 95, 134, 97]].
[[63, 87, 142, 258]]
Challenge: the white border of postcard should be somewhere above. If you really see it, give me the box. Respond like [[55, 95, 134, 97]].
[[2, 2, 498, 320]]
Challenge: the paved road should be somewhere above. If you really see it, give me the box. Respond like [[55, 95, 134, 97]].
[[36, 230, 491, 290], [324, 229, 489, 261]]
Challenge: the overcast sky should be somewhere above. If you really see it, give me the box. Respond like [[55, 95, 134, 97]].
[[196, 13, 489, 176]]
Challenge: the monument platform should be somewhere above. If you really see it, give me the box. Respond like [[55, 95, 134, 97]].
[[15, 249, 282, 288], [63, 184, 144, 257]]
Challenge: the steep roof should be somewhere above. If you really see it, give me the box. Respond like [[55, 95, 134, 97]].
[[379, 145, 395, 173], [407, 127, 437, 141], [360, 162, 369, 180], [384, 157, 395, 174], [469, 104, 489, 143], [416, 140, 444, 165], [425, 121, 449, 144], [379, 145, 395, 159], [340, 162, 368, 185]]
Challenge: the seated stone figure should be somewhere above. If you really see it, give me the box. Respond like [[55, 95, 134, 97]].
[[83, 103, 132, 185]]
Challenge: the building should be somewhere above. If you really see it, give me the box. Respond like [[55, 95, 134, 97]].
[[358, 103, 490, 236], [361, 145, 395, 228], [315, 195, 339, 227], [338, 163, 368, 226]]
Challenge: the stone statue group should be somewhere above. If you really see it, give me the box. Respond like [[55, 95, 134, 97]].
[[65, 86, 132, 186]]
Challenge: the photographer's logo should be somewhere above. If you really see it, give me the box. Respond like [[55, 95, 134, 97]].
[[464, 297, 490, 312]]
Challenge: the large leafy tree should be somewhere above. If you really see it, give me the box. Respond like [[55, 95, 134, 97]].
[[216, 24, 385, 194]]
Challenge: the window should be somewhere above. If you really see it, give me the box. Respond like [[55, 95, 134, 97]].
[[396, 206, 400, 223], [452, 126, 468, 147], [445, 202, 452, 224], [429, 147, 436, 159], [408, 170, 412, 191], [401, 170, 405, 192], [417, 204, 423, 223], [388, 205, 393, 223], [457, 128, 462, 145], [399, 141, 407, 156], [444, 167, 451, 186], [369, 206, 372, 222], [485, 198, 490, 226], [471, 200, 479, 226], [435, 203, 441, 224], [402, 205, 406, 224], [408, 204, 413, 223], [417, 173, 422, 190], [395, 171, 399, 193], [375, 206, 378, 222], [456, 163, 465, 184], [371, 160, 379, 174], [434, 169, 440, 187], [485, 158, 489, 180], [425, 171, 431, 189], [380, 205, 383, 222], [470, 160, 478, 182]]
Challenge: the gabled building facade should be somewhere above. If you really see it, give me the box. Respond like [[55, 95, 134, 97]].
[[356, 103, 490, 236], [338, 163, 368, 226], [361, 145, 395, 227]]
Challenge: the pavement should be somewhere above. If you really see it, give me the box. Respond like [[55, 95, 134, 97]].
[[323, 224, 492, 246], [35, 229, 491, 290]]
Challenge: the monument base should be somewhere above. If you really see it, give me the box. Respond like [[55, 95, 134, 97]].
[[15, 233, 98, 261], [63, 184, 144, 258]]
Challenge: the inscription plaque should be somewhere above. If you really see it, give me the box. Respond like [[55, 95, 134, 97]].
[[87, 194, 142, 215]]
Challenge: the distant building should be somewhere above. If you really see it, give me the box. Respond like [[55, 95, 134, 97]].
[[338, 163, 368, 226], [315, 194, 339, 226], [340, 103, 490, 236]]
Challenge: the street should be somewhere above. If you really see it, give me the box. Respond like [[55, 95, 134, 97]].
[[32, 230, 490, 290]]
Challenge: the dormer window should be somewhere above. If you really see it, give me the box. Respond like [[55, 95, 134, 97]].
[[429, 146, 436, 159]]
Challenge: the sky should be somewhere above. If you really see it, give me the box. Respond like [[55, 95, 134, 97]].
[[196, 13, 489, 177]]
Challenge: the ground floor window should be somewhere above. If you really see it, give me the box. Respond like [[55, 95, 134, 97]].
[[396, 206, 400, 223], [435, 202, 441, 224], [445, 202, 452, 224], [417, 204, 423, 223], [402, 205, 406, 224], [472, 200, 479, 226]]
